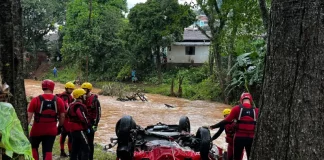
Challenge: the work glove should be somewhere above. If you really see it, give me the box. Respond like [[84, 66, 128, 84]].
[[92, 126, 97, 132], [57, 126, 63, 135]]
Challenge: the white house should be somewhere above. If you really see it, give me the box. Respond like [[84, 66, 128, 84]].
[[167, 29, 211, 66]]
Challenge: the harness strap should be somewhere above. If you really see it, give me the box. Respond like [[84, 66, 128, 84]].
[[238, 106, 243, 120], [237, 120, 256, 125], [39, 95, 44, 114], [253, 108, 256, 121]]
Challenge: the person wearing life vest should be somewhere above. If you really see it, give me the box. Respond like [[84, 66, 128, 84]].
[[81, 82, 101, 160], [57, 82, 75, 157], [209, 92, 258, 160], [210, 109, 241, 160], [67, 89, 89, 160], [27, 79, 66, 160]]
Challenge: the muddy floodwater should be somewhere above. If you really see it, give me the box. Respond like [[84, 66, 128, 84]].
[[24, 79, 232, 150]]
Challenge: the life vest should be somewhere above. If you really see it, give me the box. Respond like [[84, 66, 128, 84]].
[[56, 92, 73, 105], [224, 122, 235, 143], [225, 122, 235, 138], [86, 94, 98, 109], [34, 95, 58, 123], [67, 102, 87, 124], [236, 104, 256, 134]]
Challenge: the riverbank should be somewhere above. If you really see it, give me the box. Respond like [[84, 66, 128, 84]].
[[43, 65, 224, 102]]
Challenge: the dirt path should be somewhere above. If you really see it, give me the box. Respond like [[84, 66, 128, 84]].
[[24, 79, 232, 150]]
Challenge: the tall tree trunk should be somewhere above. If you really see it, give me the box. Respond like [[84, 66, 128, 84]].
[[155, 48, 162, 84], [0, 0, 28, 135], [251, 1, 324, 159], [213, 40, 227, 103], [258, 0, 269, 31], [226, 23, 238, 86], [170, 78, 175, 97], [208, 45, 214, 75]]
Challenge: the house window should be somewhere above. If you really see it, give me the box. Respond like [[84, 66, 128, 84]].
[[185, 46, 195, 55]]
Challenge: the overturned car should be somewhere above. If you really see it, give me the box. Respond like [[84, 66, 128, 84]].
[[106, 115, 225, 160]]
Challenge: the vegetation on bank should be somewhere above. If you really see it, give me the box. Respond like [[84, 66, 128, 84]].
[[44, 64, 223, 102]]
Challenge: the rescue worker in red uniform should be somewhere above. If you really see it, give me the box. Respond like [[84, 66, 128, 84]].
[[67, 89, 89, 160], [81, 82, 101, 160], [27, 79, 66, 160], [210, 109, 242, 160], [57, 82, 75, 157], [210, 92, 258, 160]]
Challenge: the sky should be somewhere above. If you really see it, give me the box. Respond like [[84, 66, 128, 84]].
[[127, 0, 197, 9]]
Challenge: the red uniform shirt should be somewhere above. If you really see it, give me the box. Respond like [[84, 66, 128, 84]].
[[28, 94, 65, 136], [225, 103, 259, 138]]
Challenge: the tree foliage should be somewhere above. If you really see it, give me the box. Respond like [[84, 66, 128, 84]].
[[124, 0, 196, 83], [22, 0, 66, 52], [194, 0, 265, 103], [61, 0, 127, 80]]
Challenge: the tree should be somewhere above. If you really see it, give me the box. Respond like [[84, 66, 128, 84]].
[[61, 0, 127, 80], [0, 0, 28, 135], [22, 0, 65, 52], [251, 1, 324, 159], [195, 0, 264, 103], [127, 0, 195, 83]]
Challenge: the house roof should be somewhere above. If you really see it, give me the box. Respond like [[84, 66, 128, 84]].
[[183, 30, 211, 41], [173, 42, 211, 46]]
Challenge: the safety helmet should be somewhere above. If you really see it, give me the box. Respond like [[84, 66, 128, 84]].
[[240, 92, 253, 104], [65, 82, 75, 89], [81, 82, 92, 90], [72, 88, 86, 99], [223, 109, 231, 116], [42, 79, 55, 91]]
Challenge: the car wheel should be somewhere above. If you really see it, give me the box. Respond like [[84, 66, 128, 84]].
[[115, 115, 136, 137], [178, 116, 190, 133], [196, 127, 211, 160], [115, 115, 137, 160]]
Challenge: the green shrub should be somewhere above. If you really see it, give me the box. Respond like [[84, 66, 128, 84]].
[[116, 65, 132, 81]]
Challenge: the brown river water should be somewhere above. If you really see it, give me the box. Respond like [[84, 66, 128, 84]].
[[24, 79, 233, 151]]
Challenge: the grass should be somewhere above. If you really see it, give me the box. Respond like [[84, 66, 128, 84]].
[[45, 65, 80, 84], [39, 136, 116, 160]]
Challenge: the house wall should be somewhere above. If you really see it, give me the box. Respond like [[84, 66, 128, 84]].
[[167, 45, 209, 64]]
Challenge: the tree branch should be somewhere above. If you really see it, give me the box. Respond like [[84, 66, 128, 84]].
[[196, 24, 211, 39], [258, 0, 269, 30], [213, 0, 221, 15]]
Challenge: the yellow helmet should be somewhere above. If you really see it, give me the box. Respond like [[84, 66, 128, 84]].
[[65, 82, 75, 89], [223, 109, 231, 116], [72, 88, 86, 99], [81, 82, 93, 90]]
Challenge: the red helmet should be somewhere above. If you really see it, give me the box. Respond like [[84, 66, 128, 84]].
[[240, 92, 253, 104], [42, 79, 55, 91]]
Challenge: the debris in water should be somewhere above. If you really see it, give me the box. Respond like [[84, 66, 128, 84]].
[[165, 104, 175, 108]]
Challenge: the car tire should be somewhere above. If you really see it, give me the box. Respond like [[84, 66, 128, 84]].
[[196, 127, 211, 160], [178, 116, 191, 133], [115, 115, 136, 137], [115, 115, 136, 160]]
